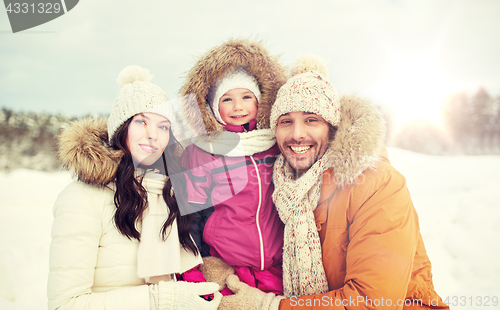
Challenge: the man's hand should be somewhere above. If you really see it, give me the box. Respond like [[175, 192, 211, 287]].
[[218, 275, 284, 310]]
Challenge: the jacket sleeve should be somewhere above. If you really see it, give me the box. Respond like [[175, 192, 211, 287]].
[[182, 145, 213, 208], [182, 146, 215, 256], [191, 207, 215, 257], [279, 168, 433, 310], [47, 182, 150, 310]]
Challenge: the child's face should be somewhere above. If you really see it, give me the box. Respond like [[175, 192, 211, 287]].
[[218, 88, 258, 126]]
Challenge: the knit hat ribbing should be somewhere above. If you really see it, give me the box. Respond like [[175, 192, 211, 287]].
[[208, 67, 261, 125], [270, 54, 340, 131], [107, 65, 178, 142]]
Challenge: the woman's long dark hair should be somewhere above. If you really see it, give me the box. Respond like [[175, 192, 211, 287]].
[[111, 116, 198, 255]]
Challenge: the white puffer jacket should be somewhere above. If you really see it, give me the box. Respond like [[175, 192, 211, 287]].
[[48, 181, 150, 310], [48, 117, 150, 310]]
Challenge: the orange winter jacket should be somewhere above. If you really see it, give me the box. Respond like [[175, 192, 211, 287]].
[[275, 93, 449, 310], [279, 161, 449, 310]]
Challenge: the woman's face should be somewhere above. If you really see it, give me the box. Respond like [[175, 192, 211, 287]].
[[127, 113, 171, 166]]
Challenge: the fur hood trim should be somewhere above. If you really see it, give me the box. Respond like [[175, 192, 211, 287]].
[[329, 94, 387, 188], [180, 38, 287, 135], [58, 117, 123, 186]]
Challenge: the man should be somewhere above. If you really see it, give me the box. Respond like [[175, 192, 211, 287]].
[[215, 55, 449, 310]]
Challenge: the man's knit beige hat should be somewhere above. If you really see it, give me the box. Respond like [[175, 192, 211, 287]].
[[107, 65, 178, 142], [270, 54, 341, 131]]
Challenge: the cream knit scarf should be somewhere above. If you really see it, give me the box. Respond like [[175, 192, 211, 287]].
[[192, 128, 276, 156], [272, 148, 333, 297], [137, 172, 203, 281]]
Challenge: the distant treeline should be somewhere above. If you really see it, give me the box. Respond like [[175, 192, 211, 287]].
[[1, 88, 499, 172], [0, 109, 74, 172], [382, 87, 500, 155]]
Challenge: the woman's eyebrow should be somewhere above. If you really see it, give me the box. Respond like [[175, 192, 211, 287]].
[[141, 114, 170, 124]]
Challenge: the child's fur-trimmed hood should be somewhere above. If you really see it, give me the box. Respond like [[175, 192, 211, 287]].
[[58, 117, 123, 186], [180, 38, 288, 135]]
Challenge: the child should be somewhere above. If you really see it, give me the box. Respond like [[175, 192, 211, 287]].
[[179, 39, 288, 296]]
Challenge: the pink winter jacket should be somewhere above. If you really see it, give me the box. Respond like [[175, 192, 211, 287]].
[[182, 121, 284, 272]]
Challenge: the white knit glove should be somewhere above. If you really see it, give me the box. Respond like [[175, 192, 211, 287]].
[[149, 280, 222, 310], [218, 275, 284, 310]]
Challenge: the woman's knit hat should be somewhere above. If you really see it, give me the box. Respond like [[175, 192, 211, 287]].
[[107, 65, 178, 142], [270, 54, 341, 131], [208, 67, 261, 125]]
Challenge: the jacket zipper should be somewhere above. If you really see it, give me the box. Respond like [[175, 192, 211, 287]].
[[250, 155, 265, 271]]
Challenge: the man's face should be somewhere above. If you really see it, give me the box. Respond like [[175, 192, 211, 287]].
[[275, 111, 331, 178]]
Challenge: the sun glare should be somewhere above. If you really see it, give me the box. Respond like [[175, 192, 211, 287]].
[[371, 49, 463, 131]]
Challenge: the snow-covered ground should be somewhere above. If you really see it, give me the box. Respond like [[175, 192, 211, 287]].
[[0, 147, 499, 309]]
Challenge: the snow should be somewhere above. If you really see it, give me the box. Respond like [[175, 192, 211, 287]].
[[388, 148, 500, 308], [0, 169, 72, 310], [0, 148, 499, 309]]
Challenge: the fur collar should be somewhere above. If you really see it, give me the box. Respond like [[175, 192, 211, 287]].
[[58, 117, 123, 186], [328, 94, 387, 188], [179, 38, 288, 135]]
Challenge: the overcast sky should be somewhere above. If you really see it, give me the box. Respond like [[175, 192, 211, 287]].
[[1, 0, 499, 126]]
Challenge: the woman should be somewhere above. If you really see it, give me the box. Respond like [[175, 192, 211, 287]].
[[47, 65, 222, 310]]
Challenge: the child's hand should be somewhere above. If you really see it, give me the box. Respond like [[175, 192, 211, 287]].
[[199, 256, 235, 290]]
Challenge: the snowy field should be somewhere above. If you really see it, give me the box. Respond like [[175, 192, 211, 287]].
[[0, 147, 499, 309]]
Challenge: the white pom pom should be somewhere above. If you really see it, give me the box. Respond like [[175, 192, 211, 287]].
[[290, 54, 329, 79], [116, 65, 153, 88]]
